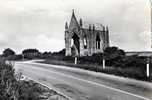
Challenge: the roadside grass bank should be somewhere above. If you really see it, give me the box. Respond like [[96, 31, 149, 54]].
[[0, 58, 69, 100], [37, 56, 152, 82], [21, 77, 69, 100]]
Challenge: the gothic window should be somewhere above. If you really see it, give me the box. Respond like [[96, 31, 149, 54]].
[[84, 36, 87, 49], [96, 35, 100, 49]]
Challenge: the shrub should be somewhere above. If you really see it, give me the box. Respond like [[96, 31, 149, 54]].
[[62, 56, 73, 62], [0, 59, 17, 100], [6, 55, 23, 60], [0, 59, 45, 100], [103, 46, 125, 66], [78, 53, 103, 65], [52, 49, 65, 56]]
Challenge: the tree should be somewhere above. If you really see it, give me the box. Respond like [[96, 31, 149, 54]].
[[22, 49, 39, 54], [2, 48, 15, 57], [58, 49, 65, 55], [22, 49, 40, 59], [52, 49, 65, 56]]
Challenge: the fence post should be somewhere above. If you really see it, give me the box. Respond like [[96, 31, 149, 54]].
[[75, 57, 77, 65], [147, 63, 150, 77], [103, 59, 105, 69], [146, 57, 150, 77]]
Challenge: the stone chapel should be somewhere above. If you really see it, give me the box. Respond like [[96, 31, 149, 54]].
[[65, 10, 109, 56]]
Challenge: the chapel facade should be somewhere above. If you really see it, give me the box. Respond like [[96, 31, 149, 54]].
[[65, 10, 109, 56]]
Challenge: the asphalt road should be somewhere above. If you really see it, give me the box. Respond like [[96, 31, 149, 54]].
[[14, 61, 152, 100]]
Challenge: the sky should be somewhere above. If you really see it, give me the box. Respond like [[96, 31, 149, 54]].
[[0, 0, 151, 54]]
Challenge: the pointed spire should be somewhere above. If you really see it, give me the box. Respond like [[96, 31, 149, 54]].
[[65, 22, 68, 29], [72, 9, 74, 14], [79, 18, 83, 27], [72, 9, 76, 19], [105, 26, 109, 46], [69, 9, 80, 30]]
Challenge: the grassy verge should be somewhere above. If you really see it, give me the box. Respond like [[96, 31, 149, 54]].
[[20, 78, 69, 100], [38, 59, 152, 82], [0, 58, 69, 100]]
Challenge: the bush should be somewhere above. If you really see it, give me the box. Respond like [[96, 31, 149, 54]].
[[18, 81, 42, 100], [52, 49, 65, 56], [79, 53, 103, 65], [0, 59, 45, 100], [42, 52, 52, 59], [103, 46, 125, 66], [6, 55, 23, 60], [62, 56, 73, 62], [0, 59, 17, 100]]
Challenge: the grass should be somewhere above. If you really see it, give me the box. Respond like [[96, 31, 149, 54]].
[[38, 58, 152, 82], [18, 79, 68, 100], [0, 58, 68, 100]]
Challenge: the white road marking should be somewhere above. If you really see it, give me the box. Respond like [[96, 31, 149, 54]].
[[16, 63, 151, 100]]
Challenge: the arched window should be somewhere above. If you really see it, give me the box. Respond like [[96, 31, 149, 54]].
[[84, 36, 87, 49], [71, 33, 80, 54], [96, 35, 100, 49]]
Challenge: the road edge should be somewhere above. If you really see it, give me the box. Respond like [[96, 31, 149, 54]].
[[22, 75, 74, 100]]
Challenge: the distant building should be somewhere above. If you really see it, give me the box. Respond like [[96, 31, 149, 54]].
[[65, 10, 109, 56]]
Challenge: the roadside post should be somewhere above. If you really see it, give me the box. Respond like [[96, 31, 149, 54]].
[[103, 59, 105, 69], [102, 51, 106, 69], [146, 58, 150, 77], [74, 56, 77, 65]]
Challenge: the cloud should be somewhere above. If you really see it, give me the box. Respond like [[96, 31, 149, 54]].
[[35, 34, 64, 52], [0, 0, 150, 53]]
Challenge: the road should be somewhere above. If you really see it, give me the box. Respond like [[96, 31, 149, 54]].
[[14, 61, 152, 100]]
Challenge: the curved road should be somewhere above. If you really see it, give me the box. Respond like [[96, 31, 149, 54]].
[[14, 61, 152, 100]]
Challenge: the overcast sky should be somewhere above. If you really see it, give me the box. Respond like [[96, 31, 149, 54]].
[[0, 0, 151, 54]]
